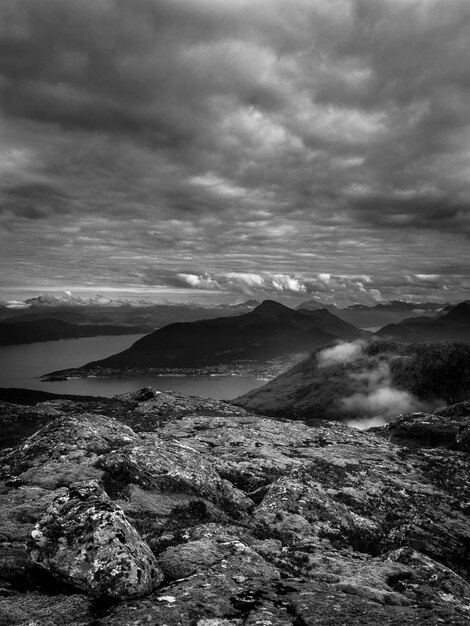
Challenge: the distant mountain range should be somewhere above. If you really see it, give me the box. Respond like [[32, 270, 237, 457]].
[[297, 299, 447, 328], [2, 296, 466, 350], [0, 300, 261, 344], [45, 300, 366, 377], [234, 339, 470, 421], [376, 301, 470, 343], [2, 296, 449, 331], [0, 318, 147, 346]]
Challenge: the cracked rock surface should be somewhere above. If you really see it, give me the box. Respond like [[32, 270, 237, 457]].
[[0, 389, 469, 625]]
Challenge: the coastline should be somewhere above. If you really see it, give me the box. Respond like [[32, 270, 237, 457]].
[[41, 353, 307, 383]]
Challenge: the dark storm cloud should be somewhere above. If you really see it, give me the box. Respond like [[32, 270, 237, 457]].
[[1, 181, 70, 219], [1, 0, 469, 303], [350, 193, 470, 235]]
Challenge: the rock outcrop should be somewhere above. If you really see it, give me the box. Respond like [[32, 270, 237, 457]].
[[0, 388, 249, 449], [28, 479, 163, 598], [0, 389, 469, 624]]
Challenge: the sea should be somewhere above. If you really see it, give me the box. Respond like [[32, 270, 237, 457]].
[[0, 334, 265, 400]]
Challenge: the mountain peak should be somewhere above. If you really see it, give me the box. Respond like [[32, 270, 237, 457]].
[[296, 299, 332, 311], [251, 300, 293, 316]]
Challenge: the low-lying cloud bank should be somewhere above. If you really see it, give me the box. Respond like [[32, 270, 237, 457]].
[[317, 339, 443, 429]]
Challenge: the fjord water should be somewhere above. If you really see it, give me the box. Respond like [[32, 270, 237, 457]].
[[0, 334, 265, 400]]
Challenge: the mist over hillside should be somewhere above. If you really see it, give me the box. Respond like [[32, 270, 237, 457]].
[[234, 339, 470, 427]]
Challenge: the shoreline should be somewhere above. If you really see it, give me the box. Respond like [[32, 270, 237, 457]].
[[41, 354, 307, 383]]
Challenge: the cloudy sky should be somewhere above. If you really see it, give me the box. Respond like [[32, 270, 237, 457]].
[[1, 0, 469, 306]]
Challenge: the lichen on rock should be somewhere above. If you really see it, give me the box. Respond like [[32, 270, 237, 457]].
[[0, 389, 469, 624], [27, 479, 163, 599]]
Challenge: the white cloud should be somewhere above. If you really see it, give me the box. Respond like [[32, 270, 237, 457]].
[[271, 274, 307, 293], [316, 339, 445, 427], [317, 341, 364, 367], [190, 173, 247, 198], [167, 271, 387, 304], [176, 273, 221, 290], [225, 272, 266, 288]]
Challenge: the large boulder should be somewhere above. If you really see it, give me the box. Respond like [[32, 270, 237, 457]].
[[375, 408, 470, 449], [28, 480, 163, 599]]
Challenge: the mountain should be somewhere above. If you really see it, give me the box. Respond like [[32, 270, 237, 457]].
[[295, 298, 334, 311], [1, 297, 450, 333], [47, 301, 349, 376], [377, 301, 470, 343], [0, 318, 147, 346], [0, 389, 469, 623], [217, 299, 260, 310], [296, 307, 367, 340], [234, 339, 470, 421], [332, 300, 447, 329]]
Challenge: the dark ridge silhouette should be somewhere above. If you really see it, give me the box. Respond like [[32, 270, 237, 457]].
[[0, 387, 109, 406], [297, 307, 367, 340], [0, 318, 146, 346], [329, 300, 447, 328], [377, 301, 470, 343]]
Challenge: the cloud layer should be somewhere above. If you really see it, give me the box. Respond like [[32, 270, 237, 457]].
[[1, 0, 469, 302]]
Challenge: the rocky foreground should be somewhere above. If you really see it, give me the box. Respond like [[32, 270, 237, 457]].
[[0, 389, 469, 625]]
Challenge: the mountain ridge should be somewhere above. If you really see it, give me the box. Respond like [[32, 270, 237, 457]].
[[377, 301, 470, 343], [0, 318, 147, 346], [43, 300, 363, 379], [296, 299, 449, 328]]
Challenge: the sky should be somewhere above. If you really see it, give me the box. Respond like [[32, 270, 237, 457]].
[[1, 0, 469, 306]]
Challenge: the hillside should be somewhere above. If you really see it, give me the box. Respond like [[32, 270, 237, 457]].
[[43, 301, 364, 379], [377, 301, 470, 343], [0, 389, 469, 624], [0, 318, 146, 346], [234, 339, 470, 422], [297, 307, 366, 340]]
